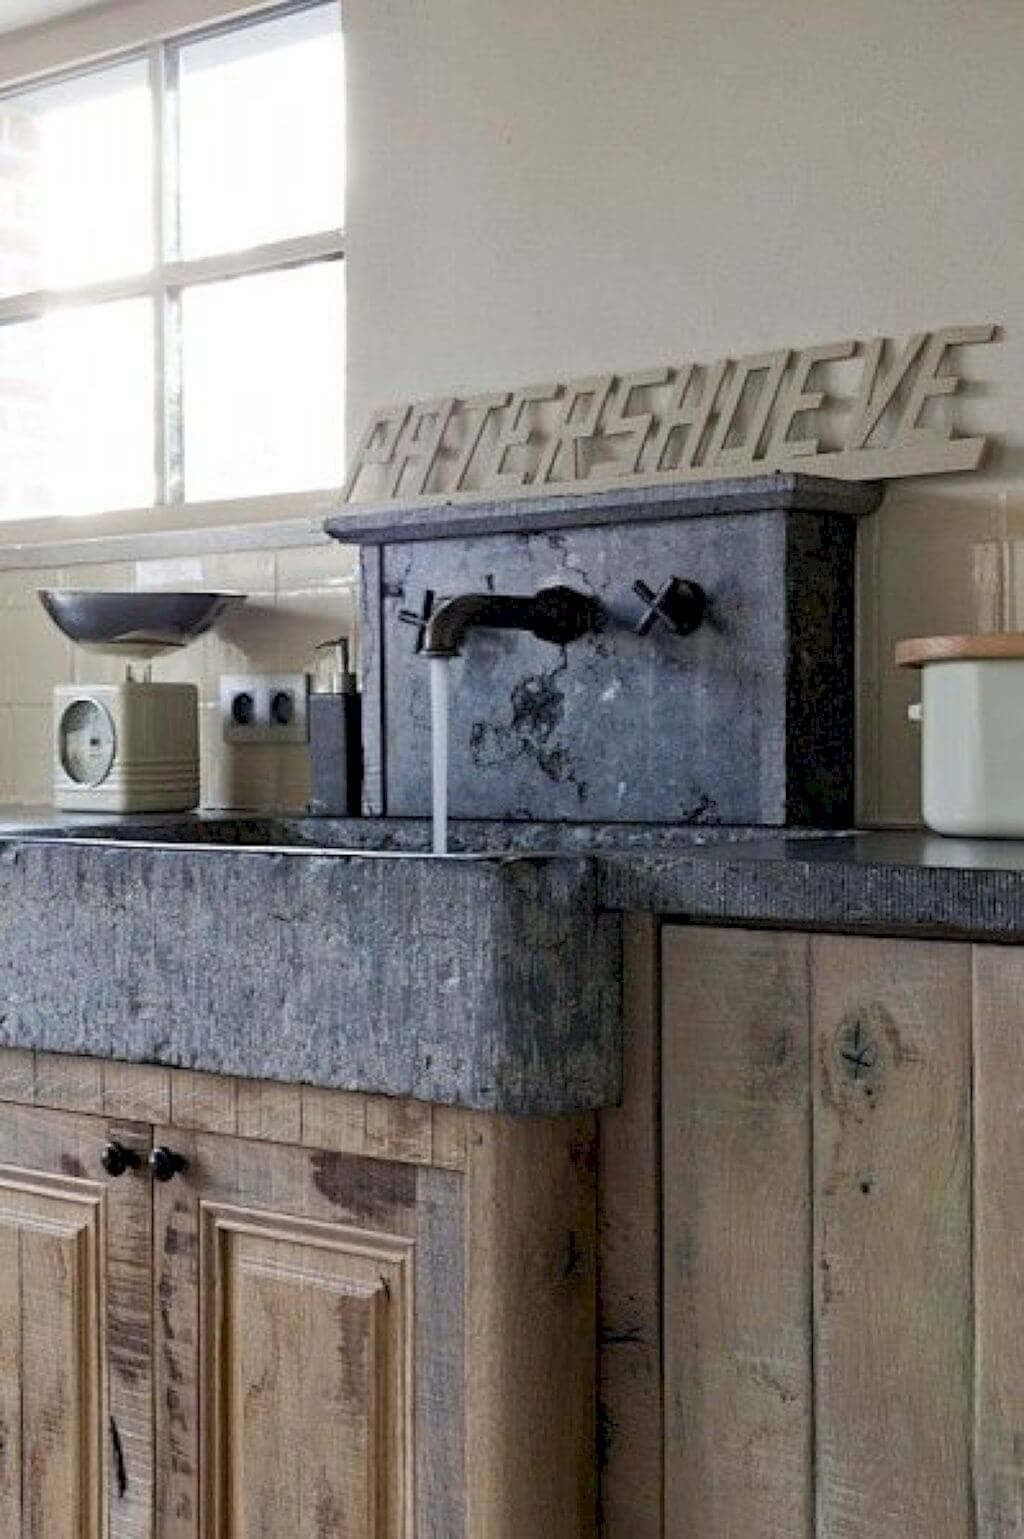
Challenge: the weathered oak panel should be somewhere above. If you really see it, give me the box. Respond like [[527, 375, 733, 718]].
[[464, 1113, 598, 1538], [597, 913, 662, 1539], [811, 936, 972, 1539], [973, 945, 1024, 1538], [202, 1203, 413, 1538], [0, 1106, 152, 1539], [663, 926, 814, 1539]]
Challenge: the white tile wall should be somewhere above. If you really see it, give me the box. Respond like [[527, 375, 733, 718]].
[[0, 538, 359, 810]]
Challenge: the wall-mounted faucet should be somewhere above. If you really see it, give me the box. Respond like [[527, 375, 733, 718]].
[[399, 583, 602, 658]]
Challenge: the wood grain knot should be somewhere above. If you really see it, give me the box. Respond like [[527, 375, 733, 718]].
[[834, 1013, 883, 1092]]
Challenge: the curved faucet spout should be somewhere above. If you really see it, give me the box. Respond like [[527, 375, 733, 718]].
[[419, 584, 601, 658]]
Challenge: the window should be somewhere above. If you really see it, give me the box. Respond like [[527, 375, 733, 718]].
[[0, 0, 344, 523]]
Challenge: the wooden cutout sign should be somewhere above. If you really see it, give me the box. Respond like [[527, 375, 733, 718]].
[[342, 324, 998, 504]]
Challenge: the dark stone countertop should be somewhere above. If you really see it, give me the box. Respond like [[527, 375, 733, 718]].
[[598, 830, 1024, 942], [8, 810, 1024, 942]]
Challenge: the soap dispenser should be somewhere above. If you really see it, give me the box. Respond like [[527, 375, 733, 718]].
[[308, 637, 362, 816]]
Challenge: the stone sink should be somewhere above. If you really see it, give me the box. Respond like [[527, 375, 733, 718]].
[[0, 816, 622, 1115]]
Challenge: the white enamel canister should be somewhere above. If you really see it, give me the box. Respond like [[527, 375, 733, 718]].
[[897, 634, 1024, 837]]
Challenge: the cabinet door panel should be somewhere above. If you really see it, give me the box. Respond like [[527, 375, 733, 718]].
[[0, 1106, 154, 1539], [155, 1131, 423, 1539], [0, 1170, 102, 1539], [203, 1205, 411, 1539]]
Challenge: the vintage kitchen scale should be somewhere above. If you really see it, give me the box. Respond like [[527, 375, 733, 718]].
[[39, 590, 244, 812]]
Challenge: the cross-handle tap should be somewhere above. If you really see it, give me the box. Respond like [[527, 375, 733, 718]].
[[399, 583, 602, 658], [633, 576, 706, 638]]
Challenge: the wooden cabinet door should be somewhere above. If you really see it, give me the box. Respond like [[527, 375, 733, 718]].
[[661, 927, 974, 1539], [0, 1102, 154, 1539], [154, 1129, 433, 1539]]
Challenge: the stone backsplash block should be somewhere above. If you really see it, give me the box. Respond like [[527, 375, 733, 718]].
[[365, 487, 865, 826]]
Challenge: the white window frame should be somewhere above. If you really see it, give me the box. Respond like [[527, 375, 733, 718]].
[[0, 0, 344, 555]]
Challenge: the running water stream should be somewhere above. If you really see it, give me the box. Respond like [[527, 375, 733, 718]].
[[429, 656, 450, 855]]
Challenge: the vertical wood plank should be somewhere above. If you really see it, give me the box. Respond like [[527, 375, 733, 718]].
[[103, 1062, 171, 1124], [365, 1096, 434, 1165], [812, 935, 972, 1539], [170, 1071, 238, 1136], [464, 1112, 597, 1539], [0, 1223, 21, 1534], [21, 1225, 84, 1538], [974, 944, 1024, 1536], [662, 926, 813, 1539], [236, 1079, 302, 1145], [301, 1086, 367, 1155], [154, 1127, 201, 1539], [106, 1120, 155, 1539], [597, 913, 662, 1539], [431, 1107, 469, 1172], [415, 1166, 466, 1539], [35, 1052, 104, 1114]]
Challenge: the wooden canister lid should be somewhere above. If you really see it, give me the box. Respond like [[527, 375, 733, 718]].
[[895, 633, 1024, 668]]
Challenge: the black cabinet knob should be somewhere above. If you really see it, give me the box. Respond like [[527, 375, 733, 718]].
[[149, 1146, 188, 1184], [101, 1141, 141, 1178]]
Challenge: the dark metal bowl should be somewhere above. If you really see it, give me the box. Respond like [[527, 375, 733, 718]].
[[38, 590, 245, 655]]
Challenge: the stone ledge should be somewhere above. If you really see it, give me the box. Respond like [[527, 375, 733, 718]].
[[326, 472, 883, 546]]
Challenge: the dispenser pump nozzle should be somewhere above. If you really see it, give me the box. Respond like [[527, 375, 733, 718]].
[[313, 636, 356, 695]]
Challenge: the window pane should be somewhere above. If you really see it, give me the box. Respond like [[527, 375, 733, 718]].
[[179, 4, 344, 259], [182, 261, 344, 501], [0, 300, 154, 520], [0, 59, 152, 297]]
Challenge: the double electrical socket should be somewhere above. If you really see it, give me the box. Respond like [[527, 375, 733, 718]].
[[220, 673, 310, 745]]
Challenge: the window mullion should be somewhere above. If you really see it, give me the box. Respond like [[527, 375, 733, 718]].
[[163, 230, 345, 291], [162, 291, 184, 504], [151, 39, 184, 506]]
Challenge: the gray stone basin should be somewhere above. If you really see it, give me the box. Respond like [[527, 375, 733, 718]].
[[0, 820, 622, 1114], [8, 810, 774, 854]]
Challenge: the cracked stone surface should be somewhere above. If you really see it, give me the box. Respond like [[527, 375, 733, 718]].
[[374, 506, 858, 824]]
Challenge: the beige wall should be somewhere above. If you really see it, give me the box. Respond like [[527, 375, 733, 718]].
[[344, 0, 1024, 825]]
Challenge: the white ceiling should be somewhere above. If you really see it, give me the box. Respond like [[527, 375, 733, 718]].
[[0, 0, 109, 35]]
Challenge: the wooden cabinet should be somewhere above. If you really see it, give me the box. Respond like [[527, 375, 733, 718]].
[[0, 1103, 153, 1539], [156, 1129, 421, 1539], [0, 1063, 597, 1539], [655, 926, 1022, 1539]]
